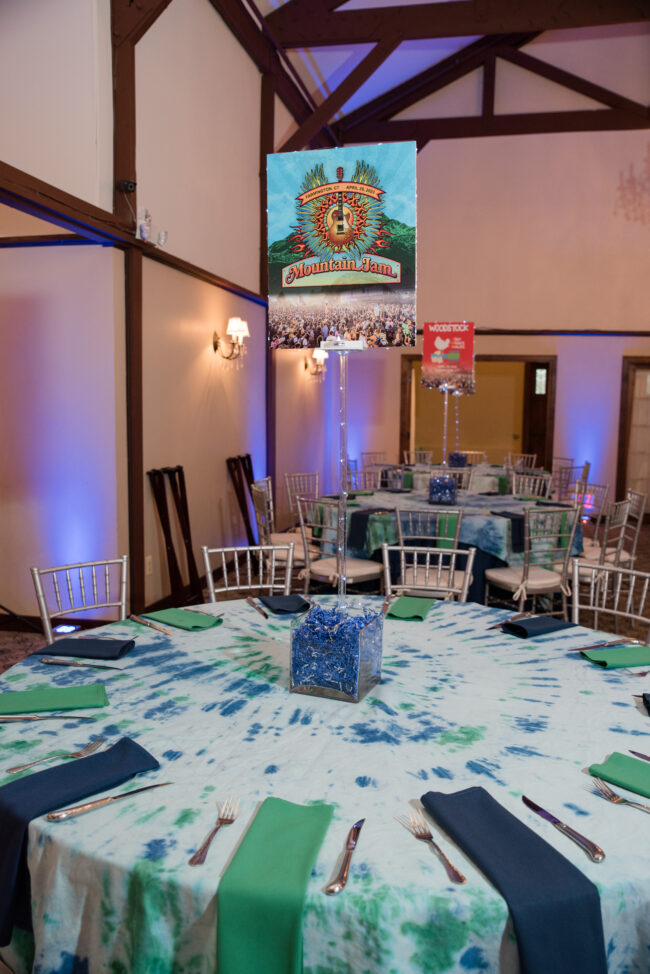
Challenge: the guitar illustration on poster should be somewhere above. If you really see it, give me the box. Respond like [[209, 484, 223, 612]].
[[326, 167, 355, 248]]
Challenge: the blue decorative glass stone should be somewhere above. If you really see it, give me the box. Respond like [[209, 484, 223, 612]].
[[448, 452, 467, 468], [290, 602, 383, 702], [429, 475, 457, 505]]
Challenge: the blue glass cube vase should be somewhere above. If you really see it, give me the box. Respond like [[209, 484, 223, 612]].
[[290, 602, 383, 703], [429, 475, 457, 505]]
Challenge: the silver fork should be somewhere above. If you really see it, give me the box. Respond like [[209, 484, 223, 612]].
[[188, 796, 240, 866], [396, 810, 466, 883], [593, 777, 650, 815], [7, 736, 105, 774]]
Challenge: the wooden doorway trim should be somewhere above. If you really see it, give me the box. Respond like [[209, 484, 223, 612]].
[[399, 353, 556, 465], [617, 357, 650, 501]]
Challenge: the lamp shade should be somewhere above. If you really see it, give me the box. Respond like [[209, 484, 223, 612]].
[[227, 317, 249, 341]]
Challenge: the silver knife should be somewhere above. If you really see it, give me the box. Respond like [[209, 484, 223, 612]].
[[486, 611, 533, 630], [41, 657, 124, 671], [47, 781, 173, 821], [522, 796, 605, 862], [185, 608, 223, 619], [0, 714, 97, 722], [567, 638, 640, 653], [629, 750, 650, 763], [246, 597, 269, 620], [325, 818, 365, 894]]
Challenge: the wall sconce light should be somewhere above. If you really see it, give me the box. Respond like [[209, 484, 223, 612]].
[[213, 317, 250, 360], [305, 347, 328, 379]]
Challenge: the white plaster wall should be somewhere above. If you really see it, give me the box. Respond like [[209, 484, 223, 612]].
[[475, 333, 650, 494], [416, 128, 650, 330], [0, 204, 75, 236], [0, 0, 113, 210], [0, 246, 127, 616], [141, 258, 267, 604], [135, 0, 262, 293]]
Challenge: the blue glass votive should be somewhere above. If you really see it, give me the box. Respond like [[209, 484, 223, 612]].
[[429, 475, 457, 505], [290, 603, 383, 702]]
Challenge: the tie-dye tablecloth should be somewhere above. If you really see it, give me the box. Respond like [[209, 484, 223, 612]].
[[347, 490, 582, 565], [0, 598, 647, 974]]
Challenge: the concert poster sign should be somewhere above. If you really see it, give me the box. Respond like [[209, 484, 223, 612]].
[[267, 142, 416, 349], [421, 321, 475, 393]]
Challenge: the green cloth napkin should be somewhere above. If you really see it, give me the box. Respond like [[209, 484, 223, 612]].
[[387, 596, 436, 620], [402, 472, 413, 489], [589, 752, 650, 799], [580, 645, 650, 669], [0, 683, 108, 715], [143, 608, 223, 631], [217, 797, 333, 974], [497, 475, 509, 494]]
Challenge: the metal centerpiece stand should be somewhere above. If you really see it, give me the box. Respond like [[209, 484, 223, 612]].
[[290, 337, 384, 703]]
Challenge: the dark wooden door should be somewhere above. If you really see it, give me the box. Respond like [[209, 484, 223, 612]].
[[522, 361, 556, 470]]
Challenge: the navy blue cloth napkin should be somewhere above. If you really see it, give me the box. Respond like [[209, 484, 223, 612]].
[[33, 635, 135, 660], [491, 510, 525, 553], [642, 693, 650, 716], [502, 617, 577, 639], [0, 737, 159, 945], [258, 595, 309, 614], [420, 787, 606, 974]]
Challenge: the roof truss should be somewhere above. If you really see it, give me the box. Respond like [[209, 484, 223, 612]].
[[259, 0, 650, 150], [333, 31, 650, 149], [266, 0, 650, 47]]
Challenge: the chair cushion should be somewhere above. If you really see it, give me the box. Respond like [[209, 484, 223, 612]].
[[307, 556, 382, 583], [484, 565, 563, 594], [580, 546, 631, 564], [402, 567, 467, 592], [269, 534, 318, 564]]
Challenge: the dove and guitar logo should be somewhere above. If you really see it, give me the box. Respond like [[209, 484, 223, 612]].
[[422, 322, 475, 392]]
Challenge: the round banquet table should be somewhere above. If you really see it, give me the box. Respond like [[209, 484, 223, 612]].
[[0, 597, 647, 974], [341, 489, 583, 602]]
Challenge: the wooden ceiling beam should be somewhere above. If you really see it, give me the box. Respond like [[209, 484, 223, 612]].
[[337, 33, 537, 131], [266, 0, 650, 47], [0, 160, 133, 244], [497, 46, 650, 116], [0, 234, 90, 248], [482, 53, 496, 117], [340, 108, 650, 149], [280, 36, 401, 152], [112, 36, 137, 224]]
